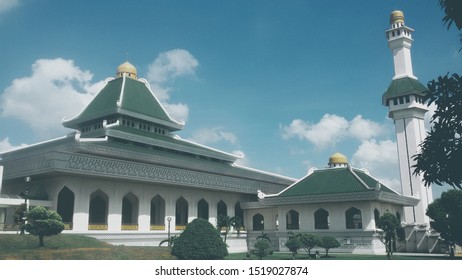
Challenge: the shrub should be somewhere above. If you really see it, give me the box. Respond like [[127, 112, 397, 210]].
[[319, 236, 340, 257], [285, 236, 302, 259], [24, 206, 65, 247], [171, 218, 228, 259], [252, 239, 272, 260]]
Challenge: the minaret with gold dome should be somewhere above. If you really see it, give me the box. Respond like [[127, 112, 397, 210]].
[[383, 10, 433, 225]]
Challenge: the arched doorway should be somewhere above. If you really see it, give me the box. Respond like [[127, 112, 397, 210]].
[[122, 192, 139, 230], [57, 187, 74, 230], [175, 197, 188, 229], [150, 195, 165, 230], [217, 200, 227, 218], [253, 213, 264, 231], [197, 199, 209, 220], [314, 208, 329, 229], [89, 190, 108, 230], [346, 207, 362, 229], [286, 210, 299, 230]]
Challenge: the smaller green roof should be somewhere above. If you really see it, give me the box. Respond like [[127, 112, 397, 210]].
[[278, 167, 395, 197], [382, 77, 428, 105]]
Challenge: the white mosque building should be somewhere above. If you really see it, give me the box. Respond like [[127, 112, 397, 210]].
[[0, 10, 439, 254]]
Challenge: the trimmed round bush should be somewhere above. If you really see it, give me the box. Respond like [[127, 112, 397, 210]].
[[171, 218, 228, 259]]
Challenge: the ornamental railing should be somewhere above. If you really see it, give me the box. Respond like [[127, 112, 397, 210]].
[[88, 224, 108, 230], [150, 224, 165, 230], [121, 224, 139, 230], [63, 223, 73, 230]]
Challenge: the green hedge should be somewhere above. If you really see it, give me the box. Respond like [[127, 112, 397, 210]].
[[171, 218, 228, 260]]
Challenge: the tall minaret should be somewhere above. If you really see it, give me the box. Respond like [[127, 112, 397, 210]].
[[382, 10, 433, 225]]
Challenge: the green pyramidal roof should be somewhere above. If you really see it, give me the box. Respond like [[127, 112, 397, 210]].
[[278, 167, 396, 197], [382, 77, 428, 105], [63, 76, 184, 130]]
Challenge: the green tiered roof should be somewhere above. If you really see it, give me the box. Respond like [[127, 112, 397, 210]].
[[278, 167, 395, 197], [382, 77, 428, 105], [63, 76, 183, 131]]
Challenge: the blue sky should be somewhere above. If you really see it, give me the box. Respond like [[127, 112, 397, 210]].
[[0, 0, 461, 198]]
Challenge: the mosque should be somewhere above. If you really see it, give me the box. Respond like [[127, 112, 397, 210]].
[[0, 10, 439, 254]]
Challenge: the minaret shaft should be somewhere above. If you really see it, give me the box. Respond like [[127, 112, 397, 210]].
[[383, 11, 433, 225]]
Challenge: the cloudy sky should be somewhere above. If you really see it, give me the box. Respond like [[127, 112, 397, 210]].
[[0, 0, 460, 198]]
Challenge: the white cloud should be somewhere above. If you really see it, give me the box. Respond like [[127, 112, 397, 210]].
[[351, 139, 401, 192], [147, 49, 199, 84], [0, 0, 19, 14], [146, 49, 199, 123], [348, 115, 386, 141], [281, 114, 385, 150], [281, 114, 349, 150], [188, 127, 238, 145], [233, 150, 250, 166], [282, 113, 401, 190], [0, 58, 104, 139], [0, 137, 27, 153]]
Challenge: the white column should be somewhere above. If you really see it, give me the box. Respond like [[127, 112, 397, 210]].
[[72, 188, 89, 232], [138, 196, 150, 231], [108, 191, 122, 231]]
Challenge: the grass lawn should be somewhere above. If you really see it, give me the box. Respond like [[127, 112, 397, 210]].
[[0, 234, 175, 260], [0, 233, 457, 260]]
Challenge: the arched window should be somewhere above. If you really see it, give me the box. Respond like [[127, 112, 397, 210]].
[[253, 213, 264, 231], [122, 192, 139, 226], [286, 210, 299, 230], [57, 187, 74, 228], [235, 202, 244, 226], [374, 209, 380, 228], [346, 207, 362, 229], [175, 197, 188, 226], [396, 212, 401, 223], [197, 199, 209, 220], [314, 208, 329, 229], [150, 195, 165, 226], [89, 190, 109, 227], [217, 200, 227, 218]]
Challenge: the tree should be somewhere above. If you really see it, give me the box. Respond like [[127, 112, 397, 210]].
[[284, 234, 302, 259], [296, 233, 320, 258], [24, 206, 65, 247], [438, 0, 462, 47], [375, 212, 401, 260], [216, 215, 242, 242], [252, 239, 272, 260], [319, 236, 340, 257], [171, 218, 228, 260], [413, 0, 462, 186], [413, 74, 462, 189], [426, 189, 462, 258]]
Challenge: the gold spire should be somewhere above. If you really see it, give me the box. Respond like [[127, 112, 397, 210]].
[[328, 152, 348, 166], [390, 10, 405, 25], [116, 61, 137, 79]]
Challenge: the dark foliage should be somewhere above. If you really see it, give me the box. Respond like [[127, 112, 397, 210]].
[[24, 206, 65, 247], [171, 218, 228, 260], [413, 74, 462, 189], [426, 189, 462, 257], [319, 236, 341, 257], [376, 212, 401, 259]]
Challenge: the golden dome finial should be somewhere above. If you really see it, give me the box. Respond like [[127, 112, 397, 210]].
[[117, 61, 137, 79], [328, 152, 348, 167], [390, 10, 405, 25]]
